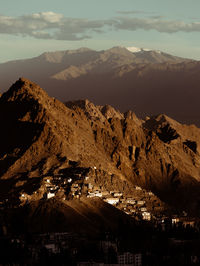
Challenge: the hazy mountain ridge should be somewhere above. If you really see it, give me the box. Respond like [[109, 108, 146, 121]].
[[0, 46, 192, 87], [49, 47, 191, 80], [0, 46, 199, 126]]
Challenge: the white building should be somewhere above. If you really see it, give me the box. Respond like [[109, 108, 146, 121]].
[[137, 200, 145, 205], [88, 183, 93, 189], [20, 193, 28, 201], [142, 212, 151, 221], [47, 192, 55, 199], [114, 192, 123, 197], [135, 186, 142, 190], [126, 198, 136, 204], [87, 192, 95, 198], [172, 218, 180, 224], [95, 192, 102, 197], [135, 253, 142, 266], [118, 252, 134, 265], [104, 198, 119, 205]]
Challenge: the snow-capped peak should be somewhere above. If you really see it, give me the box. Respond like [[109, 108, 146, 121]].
[[126, 46, 161, 54], [126, 47, 142, 53]]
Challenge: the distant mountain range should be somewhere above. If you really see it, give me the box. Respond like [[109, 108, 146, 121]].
[[0, 46, 200, 126], [1, 78, 200, 223]]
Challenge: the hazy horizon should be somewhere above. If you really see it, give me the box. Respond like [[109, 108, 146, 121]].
[[1, 45, 198, 64]]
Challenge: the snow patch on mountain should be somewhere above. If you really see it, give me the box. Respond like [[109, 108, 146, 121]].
[[126, 46, 161, 54], [126, 47, 151, 53]]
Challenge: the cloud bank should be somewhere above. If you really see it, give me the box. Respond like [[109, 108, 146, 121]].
[[0, 12, 113, 40], [0, 11, 200, 40], [115, 17, 200, 33]]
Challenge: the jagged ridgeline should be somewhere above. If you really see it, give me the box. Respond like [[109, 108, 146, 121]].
[[0, 78, 200, 225], [1, 47, 200, 126]]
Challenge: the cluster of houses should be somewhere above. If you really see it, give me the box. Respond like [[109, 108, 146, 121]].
[[17, 166, 166, 222], [85, 185, 153, 221], [1, 165, 200, 265], [42, 171, 155, 221], [78, 174, 159, 222], [17, 165, 198, 229]]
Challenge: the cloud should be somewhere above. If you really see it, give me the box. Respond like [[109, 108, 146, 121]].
[[0, 12, 113, 40], [0, 12, 200, 41], [30, 11, 63, 23], [114, 17, 200, 33]]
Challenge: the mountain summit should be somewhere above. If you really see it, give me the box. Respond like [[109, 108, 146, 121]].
[[1, 78, 200, 216]]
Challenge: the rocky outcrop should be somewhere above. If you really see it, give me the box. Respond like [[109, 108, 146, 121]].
[[1, 78, 200, 215]]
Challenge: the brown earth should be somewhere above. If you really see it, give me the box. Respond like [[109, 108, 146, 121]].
[[1, 78, 200, 217]]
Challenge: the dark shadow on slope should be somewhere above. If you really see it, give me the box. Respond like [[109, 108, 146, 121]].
[[184, 140, 197, 153], [14, 198, 136, 235], [156, 124, 179, 143], [143, 117, 180, 143], [0, 100, 44, 176]]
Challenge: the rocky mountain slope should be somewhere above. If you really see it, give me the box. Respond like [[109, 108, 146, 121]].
[[0, 47, 199, 126], [1, 78, 200, 222]]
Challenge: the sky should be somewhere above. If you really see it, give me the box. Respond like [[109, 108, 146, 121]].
[[0, 0, 200, 62]]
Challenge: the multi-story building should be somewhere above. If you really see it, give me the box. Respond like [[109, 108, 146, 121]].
[[118, 252, 134, 265]]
